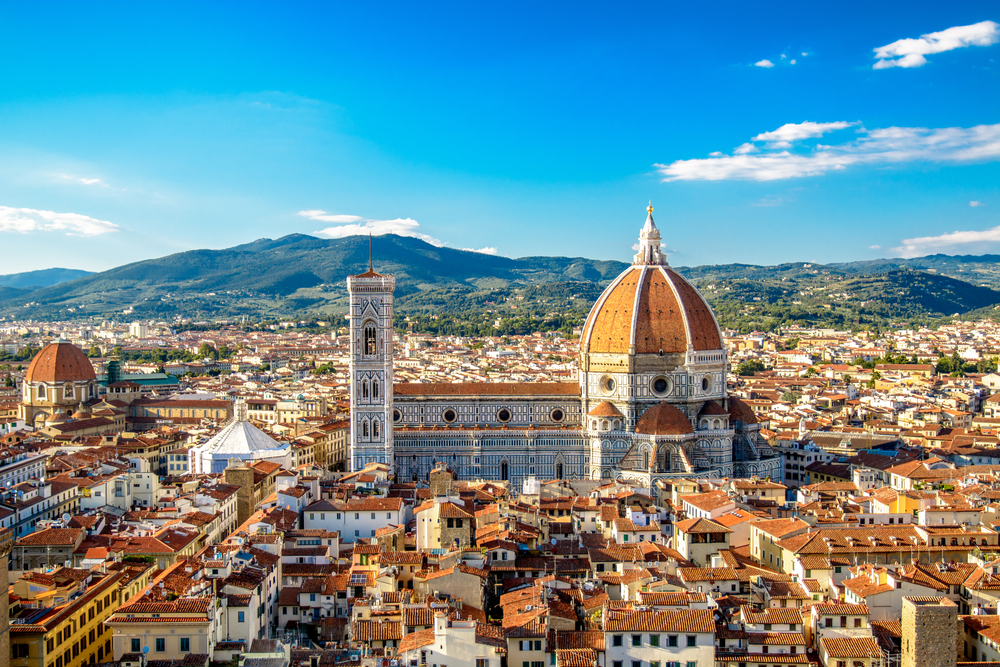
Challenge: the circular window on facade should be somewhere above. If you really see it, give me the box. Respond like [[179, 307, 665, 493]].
[[652, 376, 670, 396], [392, 408, 402, 423], [702, 376, 711, 392], [600, 375, 616, 395], [442, 408, 457, 423], [497, 408, 512, 423], [550, 408, 565, 423]]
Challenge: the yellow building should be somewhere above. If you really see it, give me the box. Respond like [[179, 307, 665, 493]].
[[10, 570, 124, 667], [106, 597, 215, 660], [749, 518, 811, 573]]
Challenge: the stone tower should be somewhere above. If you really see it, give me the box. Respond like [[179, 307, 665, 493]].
[[347, 241, 396, 472], [901, 596, 957, 667]]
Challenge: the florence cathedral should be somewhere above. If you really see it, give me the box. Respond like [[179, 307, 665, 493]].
[[347, 204, 781, 488]]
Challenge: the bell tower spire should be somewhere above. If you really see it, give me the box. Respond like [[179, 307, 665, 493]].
[[633, 201, 667, 265]]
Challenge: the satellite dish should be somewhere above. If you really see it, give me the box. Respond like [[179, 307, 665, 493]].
[[62, 513, 71, 523], [142, 646, 150, 655]]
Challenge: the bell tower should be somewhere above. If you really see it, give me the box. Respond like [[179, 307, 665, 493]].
[[347, 239, 395, 472]]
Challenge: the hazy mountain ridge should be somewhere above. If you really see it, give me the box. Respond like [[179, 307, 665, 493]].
[[0, 267, 93, 289], [5, 234, 1000, 328]]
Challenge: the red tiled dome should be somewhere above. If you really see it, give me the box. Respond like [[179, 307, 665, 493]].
[[635, 402, 693, 436], [25, 341, 96, 384], [580, 265, 722, 356], [588, 401, 624, 418], [699, 400, 729, 416], [728, 397, 758, 425]]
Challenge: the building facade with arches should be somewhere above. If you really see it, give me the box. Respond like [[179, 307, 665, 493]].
[[348, 205, 781, 488]]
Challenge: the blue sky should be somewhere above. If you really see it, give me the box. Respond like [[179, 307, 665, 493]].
[[0, 1, 998, 273]]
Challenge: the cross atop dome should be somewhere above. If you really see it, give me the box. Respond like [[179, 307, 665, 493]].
[[633, 201, 668, 265]]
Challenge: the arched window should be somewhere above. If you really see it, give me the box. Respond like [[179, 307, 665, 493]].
[[372, 381, 379, 399], [364, 324, 377, 356], [64, 384, 74, 399], [556, 463, 564, 479], [373, 420, 380, 438], [643, 451, 650, 469], [361, 381, 369, 399], [501, 461, 509, 481], [37, 384, 46, 400], [362, 421, 369, 438]]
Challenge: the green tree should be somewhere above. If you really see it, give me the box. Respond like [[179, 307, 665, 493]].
[[3, 373, 12, 388], [87, 345, 102, 358], [736, 360, 765, 376], [198, 343, 219, 360]]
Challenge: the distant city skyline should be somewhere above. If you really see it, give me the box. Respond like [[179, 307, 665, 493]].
[[0, 2, 997, 273]]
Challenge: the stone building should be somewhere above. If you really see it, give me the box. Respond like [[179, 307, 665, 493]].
[[348, 204, 782, 487], [901, 596, 958, 667]]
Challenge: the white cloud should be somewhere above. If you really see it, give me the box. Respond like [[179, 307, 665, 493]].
[[790, 59, 797, 65], [873, 20, 1000, 69], [801, 52, 809, 57], [656, 122, 1000, 181], [754, 59, 774, 68], [753, 121, 858, 146], [299, 210, 499, 255], [734, 143, 758, 155], [893, 226, 1000, 258], [970, 200, 986, 207], [54, 173, 108, 187], [869, 245, 882, 250], [0, 206, 119, 236]]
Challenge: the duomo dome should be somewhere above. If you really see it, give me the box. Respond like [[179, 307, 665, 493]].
[[579, 258, 723, 356], [577, 203, 727, 433]]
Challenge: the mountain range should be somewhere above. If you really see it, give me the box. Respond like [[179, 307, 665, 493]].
[[4, 233, 1000, 331]]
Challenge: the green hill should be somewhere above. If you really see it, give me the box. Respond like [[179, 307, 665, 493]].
[[0, 234, 628, 320], [0, 267, 93, 289], [5, 233, 1000, 332]]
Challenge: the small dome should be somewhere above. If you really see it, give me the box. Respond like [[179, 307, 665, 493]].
[[47, 410, 69, 424], [25, 341, 96, 384], [588, 401, 624, 418], [71, 411, 89, 420], [635, 402, 693, 436], [728, 397, 758, 425], [699, 400, 729, 417]]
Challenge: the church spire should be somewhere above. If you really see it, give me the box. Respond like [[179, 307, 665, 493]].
[[633, 201, 667, 265]]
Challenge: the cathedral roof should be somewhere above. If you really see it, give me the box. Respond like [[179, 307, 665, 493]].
[[728, 397, 758, 425], [394, 382, 579, 397], [25, 341, 96, 384], [635, 402, 693, 436], [588, 401, 624, 418], [579, 207, 722, 357], [699, 400, 729, 417]]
